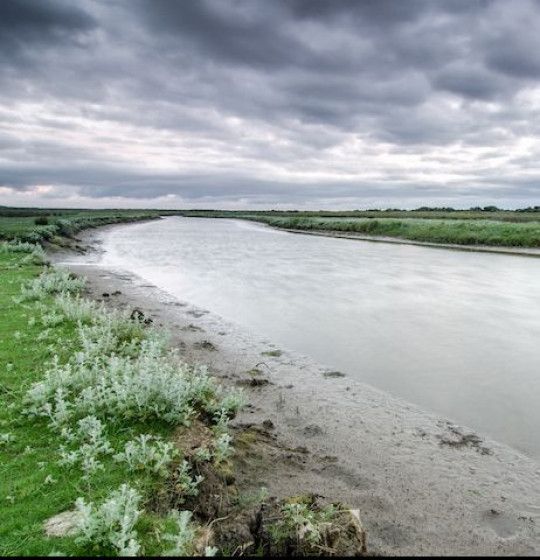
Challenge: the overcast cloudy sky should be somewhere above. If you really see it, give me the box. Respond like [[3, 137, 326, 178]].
[[1, 0, 540, 209]]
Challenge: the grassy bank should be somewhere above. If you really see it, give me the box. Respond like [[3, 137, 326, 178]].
[[175, 210, 540, 248], [2, 206, 540, 248], [245, 216, 540, 248], [0, 243, 245, 556], [0, 209, 163, 245], [177, 207, 540, 223]]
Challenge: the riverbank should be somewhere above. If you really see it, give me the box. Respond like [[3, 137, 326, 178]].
[[276, 227, 540, 257], [52, 225, 540, 556], [1, 239, 366, 556], [176, 211, 540, 251]]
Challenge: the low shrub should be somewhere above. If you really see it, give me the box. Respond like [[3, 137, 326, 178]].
[[74, 484, 142, 556], [19, 269, 85, 301], [113, 434, 177, 477]]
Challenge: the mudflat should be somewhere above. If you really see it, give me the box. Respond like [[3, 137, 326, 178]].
[[51, 229, 540, 556]]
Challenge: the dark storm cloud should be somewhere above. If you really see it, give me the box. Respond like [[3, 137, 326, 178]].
[[1, 0, 540, 207], [0, 0, 94, 38], [0, 0, 95, 59]]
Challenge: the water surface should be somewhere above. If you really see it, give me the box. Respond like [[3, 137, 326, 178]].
[[98, 217, 540, 457]]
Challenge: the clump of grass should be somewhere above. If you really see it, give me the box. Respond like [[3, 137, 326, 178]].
[[269, 500, 339, 553], [261, 349, 282, 358], [0, 240, 46, 265]]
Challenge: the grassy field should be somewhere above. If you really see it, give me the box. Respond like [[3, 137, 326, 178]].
[[0, 208, 163, 244], [178, 207, 540, 223], [2, 205, 540, 248], [176, 210, 540, 248], [246, 216, 540, 248], [0, 251, 155, 556]]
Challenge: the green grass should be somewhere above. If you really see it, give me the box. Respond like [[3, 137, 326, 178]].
[[261, 349, 282, 358], [0, 250, 243, 556], [177, 207, 540, 223], [215, 216, 539, 248], [0, 210, 163, 244], [0, 252, 171, 555], [174, 208, 540, 248], [2, 206, 540, 248], [0, 252, 81, 555]]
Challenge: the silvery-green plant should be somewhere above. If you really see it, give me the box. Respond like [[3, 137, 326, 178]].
[[213, 433, 233, 465], [27, 337, 222, 427], [208, 390, 246, 417], [41, 387, 71, 429], [193, 446, 212, 463], [114, 434, 177, 476], [0, 241, 33, 253], [162, 510, 218, 557], [174, 460, 203, 502], [74, 483, 141, 556], [0, 241, 45, 259], [19, 269, 85, 301], [0, 432, 15, 446], [36, 328, 51, 342], [212, 410, 229, 436], [162, 510, 196, 556], [269, 502, 338, 550], [54, 293, 101, 324], [59, 416, 113, 480], [40, 311, 64, 327]]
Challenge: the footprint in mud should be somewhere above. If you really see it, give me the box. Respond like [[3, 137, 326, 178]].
[[187, 309, 208, 318], [437, 423, 493, 455], [303, 424, 324, 437], [481, 509, 523, 538], [318, 462, 375, 492], [284, 417, 303, 428], [193, 340, 217, 351], [376, 521, 413, 548], [236, 377, 272, 388], [181, 324, 204, 332]]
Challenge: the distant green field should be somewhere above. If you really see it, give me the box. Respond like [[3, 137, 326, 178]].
[[2, 206, 539, 248], [178, 208, 540, 223], [0, 209, 162, 243], [175, 209, 540, 248], [246, 216, 540, 248]]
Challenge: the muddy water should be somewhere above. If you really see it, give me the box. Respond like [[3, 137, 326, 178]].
[[94, 217, 540, 458]]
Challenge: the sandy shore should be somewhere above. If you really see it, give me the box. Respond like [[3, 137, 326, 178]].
[[50, 228, 540, 556]]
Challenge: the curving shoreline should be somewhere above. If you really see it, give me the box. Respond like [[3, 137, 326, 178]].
[[261, 225, 540, 258], [50, 224, 540, 556]]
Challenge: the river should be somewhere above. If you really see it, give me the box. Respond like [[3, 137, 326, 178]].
[[94, 216, 540, 458]]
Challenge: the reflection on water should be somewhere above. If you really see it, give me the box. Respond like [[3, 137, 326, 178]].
[[99, 217, 540, 458]]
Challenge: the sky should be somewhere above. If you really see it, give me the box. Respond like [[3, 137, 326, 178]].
[[1, 0, 540, 210]]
